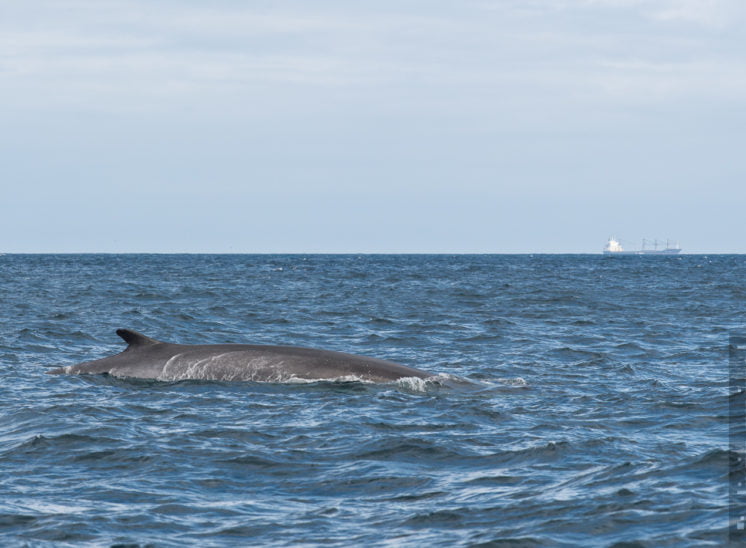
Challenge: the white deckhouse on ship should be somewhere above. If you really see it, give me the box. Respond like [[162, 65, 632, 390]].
[[603, 237, 681, 255]]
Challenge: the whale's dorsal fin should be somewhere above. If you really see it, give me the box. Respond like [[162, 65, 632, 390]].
[[116, 329, 160, 348]]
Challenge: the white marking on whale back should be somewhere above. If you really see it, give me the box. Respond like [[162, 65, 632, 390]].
[[284, 374, 375, 384], [154, 351, 297, 382], [158, 353, 186, 380]]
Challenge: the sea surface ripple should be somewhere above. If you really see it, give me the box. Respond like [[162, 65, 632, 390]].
[[0, 254, 739, 546]]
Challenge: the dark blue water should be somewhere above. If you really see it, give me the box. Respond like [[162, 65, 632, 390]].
[[1, 254, 739, 546]]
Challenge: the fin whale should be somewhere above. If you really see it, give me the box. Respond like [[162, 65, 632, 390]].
[[47, 329, 433, 383]]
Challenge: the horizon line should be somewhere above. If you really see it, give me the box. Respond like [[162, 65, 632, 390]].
[[1, 251, 739, 256]]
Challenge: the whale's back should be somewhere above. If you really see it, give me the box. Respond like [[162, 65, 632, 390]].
[[48, 329, 432, 382]]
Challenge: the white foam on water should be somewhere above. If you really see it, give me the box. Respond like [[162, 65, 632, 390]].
[[394, 376, 434, 393], [498, 377, 528, 387], [393, 373, 475, 393]]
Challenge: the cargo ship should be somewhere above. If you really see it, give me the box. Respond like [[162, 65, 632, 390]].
[[603, 238, 681, 255]]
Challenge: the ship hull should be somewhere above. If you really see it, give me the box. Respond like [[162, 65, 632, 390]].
[[603, 249, 681, 255]]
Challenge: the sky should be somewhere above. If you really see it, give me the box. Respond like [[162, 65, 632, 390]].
[[1, 0, 744, 253]]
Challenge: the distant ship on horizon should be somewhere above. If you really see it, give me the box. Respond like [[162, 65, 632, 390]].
[[603, 237, 682, 255]]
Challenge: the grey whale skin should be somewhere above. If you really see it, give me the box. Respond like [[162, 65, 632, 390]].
[[47, 329, 433, 382]]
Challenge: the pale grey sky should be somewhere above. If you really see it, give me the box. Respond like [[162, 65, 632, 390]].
[[2, 0, 744, 252]]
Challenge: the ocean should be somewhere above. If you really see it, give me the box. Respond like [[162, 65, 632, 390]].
[[0, 254, 740, 546]]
